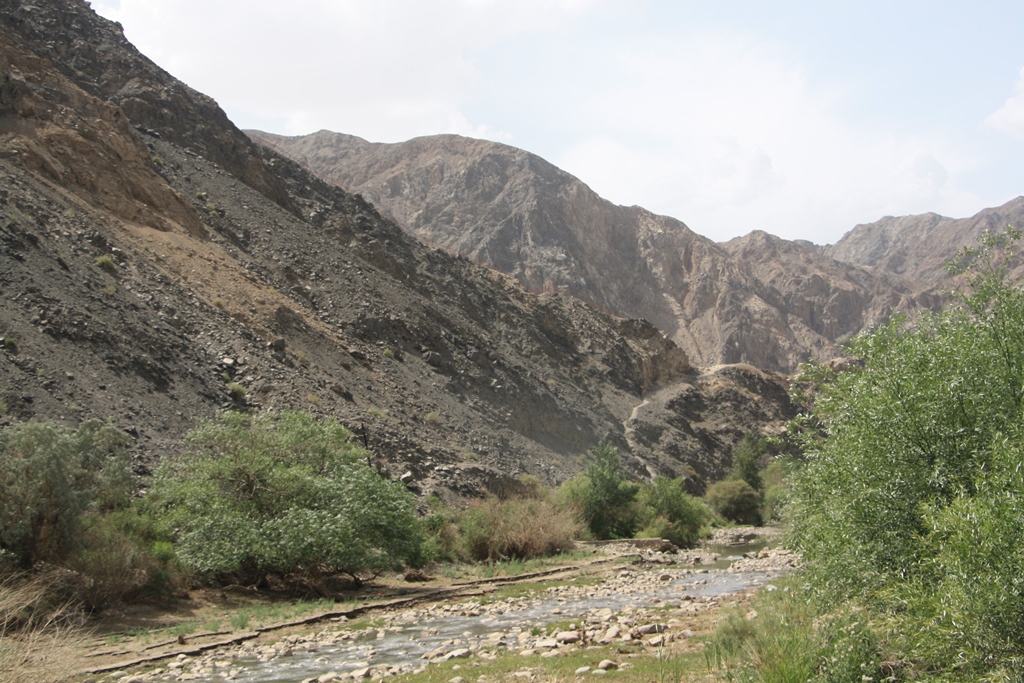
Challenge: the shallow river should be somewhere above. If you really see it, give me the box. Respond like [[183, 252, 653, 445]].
[[161, 543, 782, 683]]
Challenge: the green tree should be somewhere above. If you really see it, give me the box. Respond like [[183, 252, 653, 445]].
[[559, 442, 638, 539], [144, 411, 423, 587], [728, 432, 767, 491], [0, 420, 132, 568], [787, 228, 1024, 677], [635, 476, 708, 546]]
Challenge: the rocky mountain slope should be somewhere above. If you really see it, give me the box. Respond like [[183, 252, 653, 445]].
[[248, 131, 946, 373], [0, 0, 797, 498], [823, 196, 1024, 286]]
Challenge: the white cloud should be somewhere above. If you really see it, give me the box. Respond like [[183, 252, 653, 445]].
[[549, 32, 980, 242], [985, 66, 1024, 140]]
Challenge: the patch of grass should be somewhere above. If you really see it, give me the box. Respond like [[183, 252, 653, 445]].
[[306, 393, 320, 405], [212, 298, 224, 309], [424, 411, 442, 427], [226, 382, 246, 400], [95, 255, 116, 273], [102, 284, 116, 295], [368, 407, 387, 419]]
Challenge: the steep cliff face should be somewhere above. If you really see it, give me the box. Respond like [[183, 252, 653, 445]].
[[249, 130, 932, 373], [0, 0, 792, 498]]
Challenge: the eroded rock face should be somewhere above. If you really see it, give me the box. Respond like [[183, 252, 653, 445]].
[[0, 0, 794, 499], [248, 130, 942, 373]]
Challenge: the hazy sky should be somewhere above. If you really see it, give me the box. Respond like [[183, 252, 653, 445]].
[[93, 0, 1024, 245]]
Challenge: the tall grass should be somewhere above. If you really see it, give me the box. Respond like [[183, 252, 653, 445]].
[[0, 574, 86, 683], [704, 575, 886, 683]]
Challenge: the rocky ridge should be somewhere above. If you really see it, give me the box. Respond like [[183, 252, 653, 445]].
[[0, 0, 796, 497], [247, 130, 961, 373]]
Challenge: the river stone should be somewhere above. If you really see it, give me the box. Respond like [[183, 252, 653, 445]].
[[318, 672, 341, 682], [350, 667, 371, 678], [534, 638, 559, 649], [555, 631, 580, 644], [598, 660, 618, 670], [540, 649, 560, 659], [591, 670, 607, 675], [576, 667, 591, 675]]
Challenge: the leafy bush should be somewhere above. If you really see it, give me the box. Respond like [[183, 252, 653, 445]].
[[705, 479, 762, 526], [144, 411, 424, 587], [787, 229, 1024, 678], [558, 443, 638, 539], [728, 432, 768, 491], [635, 476, 709, 546], [0, 420, 132, 569]]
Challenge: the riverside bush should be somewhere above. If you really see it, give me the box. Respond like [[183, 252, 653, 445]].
[[704, 479, 762, 526], [787, 228, 1024, 678], [144, 411, 424, 587], [635, 476, 709, 546], [457, 496, 579, 562], [0, 420, 132, 569], [558, 442, 638, 539]]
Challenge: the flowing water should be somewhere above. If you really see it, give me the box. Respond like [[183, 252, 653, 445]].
[[161, 543, 783, 683]]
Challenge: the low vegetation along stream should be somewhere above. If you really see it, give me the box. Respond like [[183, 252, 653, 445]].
[[81, 533, 798, 683]]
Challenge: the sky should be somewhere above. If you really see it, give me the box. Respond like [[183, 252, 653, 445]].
[[92, 0, 1024, 245]]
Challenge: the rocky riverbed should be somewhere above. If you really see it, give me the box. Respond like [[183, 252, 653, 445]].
[[84, 537, 799, 683]]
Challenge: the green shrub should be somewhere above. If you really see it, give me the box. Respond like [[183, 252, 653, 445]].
[[705, 479, 762, 526], [728, 432, 768, 491], [635, 476, 709, 546], [787, 229, 1024, 678], [557, 443, 638, 539], [95, 255, 116, 273], [144, 411, 424, 586], [0, 420, 132, 569]]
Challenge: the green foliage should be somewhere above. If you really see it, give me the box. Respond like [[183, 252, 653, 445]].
[[558, 443, 638, 539], [95, 255, 116, 273], [635, 476, 709, 547], [787, 228, 1024, 678], [0, 420, 132, 568], [706, 577, 886, 683], [144, 411, 424, 585], [728, 433, 768, 491], [705, 479, 762, 526]]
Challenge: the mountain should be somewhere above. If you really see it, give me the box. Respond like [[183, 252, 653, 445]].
[[247, 130, 938, 373], [0, 0, 797, 498], [823, 197, 1024, 286]]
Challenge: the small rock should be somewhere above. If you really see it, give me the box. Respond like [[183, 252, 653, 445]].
[[575, 667, 591, 675], [350, 667, 371, 678], [555, 631, 580, 644], [318, 672, 341, 683], [598, 660, 618, 670], [540, 650, 560, 659], [745, 610, 758, 621]]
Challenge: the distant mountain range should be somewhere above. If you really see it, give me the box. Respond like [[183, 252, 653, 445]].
[[249, 129, 1024, 373], [1, 0, 811, 496]]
